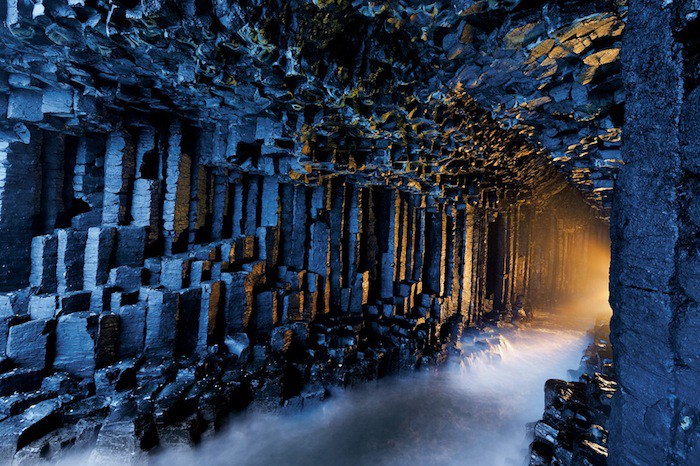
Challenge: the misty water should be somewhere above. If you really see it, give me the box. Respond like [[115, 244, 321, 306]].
[[146, 311, 592, 466]]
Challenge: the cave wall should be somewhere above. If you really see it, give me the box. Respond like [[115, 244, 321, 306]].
[[0, 111, 607, 461], [0, 119, 602, 352], [609, 0, 700, 463]]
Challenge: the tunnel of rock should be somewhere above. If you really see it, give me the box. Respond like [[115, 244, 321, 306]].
[[0, 0, 697, 464], [0, 107, 609, 324]]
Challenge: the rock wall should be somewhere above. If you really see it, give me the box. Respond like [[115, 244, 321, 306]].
[[0, 120, 606, 461], [609, 0, 700, 464]]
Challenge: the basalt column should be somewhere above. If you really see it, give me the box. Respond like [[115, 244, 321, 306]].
[[609, 0, 700, 463], [0, 119, 499, 377], [0, 130, 42, 290]]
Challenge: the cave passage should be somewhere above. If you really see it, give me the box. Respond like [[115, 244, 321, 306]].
[[8, 0, 691, 463]]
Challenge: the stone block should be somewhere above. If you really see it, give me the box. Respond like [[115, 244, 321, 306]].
[[224, 333, 250, 359], [210, 174, 228, 241], [279, 184, 307, 271], [253, 291, 278, 335], [308, 222, 329, 277], [144, 257, 162, 285], [278, 268, 305, 291], [29, 294, 58, 320], [189, 260, 211, 286], [340, 288, 351, 314], [242, 177, 260, 236], [117, 303, 146, 358], [0, 368, 43, 397], [109, 292, 122, 312], [271, 322, 309, 356], [89, 286, 114, 313], [94, 360, 136, 395], [349, 273, 365, 313], [161, 257, 190, 291], [256, 226, 280, 266], [304, 293, 319, 322], [306, 273, 320, 293], [163, 125, 192, 254], [0, 292, 29, 317], [212, 242, 230, 262], [6, 320, 53, 370], [56, 229, 87, 293], [83, 227, 115, 291], [29, 234, 58, 293], [260, 177, 279, 226], [102, 131, 135, 226], [41, 88, 73, 115], [131, 178, 160, 238], [198, 281, 223, 353], [114, 226, 146, 267], [54, 312, 96, 378], [382, 304, 394, 318], [109, 291, 138, 312], [108, 266, 143, 293], [380, 252, 394, 299], [210, 262, 222, 281], [221, 272, 251, 334], [0, 399, 62, 461], [7, 89, 43, 121], [144, 288, 180, 357], [0, 297, 26, 358], [231, 235, 256, 264], [96, 313, 119, 368], [176, 287, 202, 357], [243, 260, 267, 288], [91, 402, 149, 464], [282, 292, 304, 322], [58, 290, 91, 315]]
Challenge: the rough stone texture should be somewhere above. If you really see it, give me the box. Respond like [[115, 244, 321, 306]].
[[0, 132, 41, 291], [6, 320, 52, 371], [608, 1, 700, 464], [117, 303, 146, 359], [54, 313, 96, 379]]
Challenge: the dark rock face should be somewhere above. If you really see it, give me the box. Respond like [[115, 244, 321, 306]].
[[609, 0, 700, 464]]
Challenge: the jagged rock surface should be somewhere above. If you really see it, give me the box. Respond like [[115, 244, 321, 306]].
[[529, 320, 616, 466]]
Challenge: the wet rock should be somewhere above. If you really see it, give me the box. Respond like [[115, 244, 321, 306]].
[[109, 266, 144, 294], [225, 333, 250, 360], [62, 396, 111, 425], [0, 369, 43, 397], [529, 320, 615, 465], [0, 399, 61, 461], [94, 361, 137, 394], [91, 401, 155, 464], [84, 227, 116, 291]]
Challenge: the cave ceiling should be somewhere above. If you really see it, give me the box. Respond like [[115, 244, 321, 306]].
[[0, 0, 625, 214]]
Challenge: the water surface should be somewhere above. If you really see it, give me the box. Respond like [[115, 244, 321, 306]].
[[151, 312, 590, 466]]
